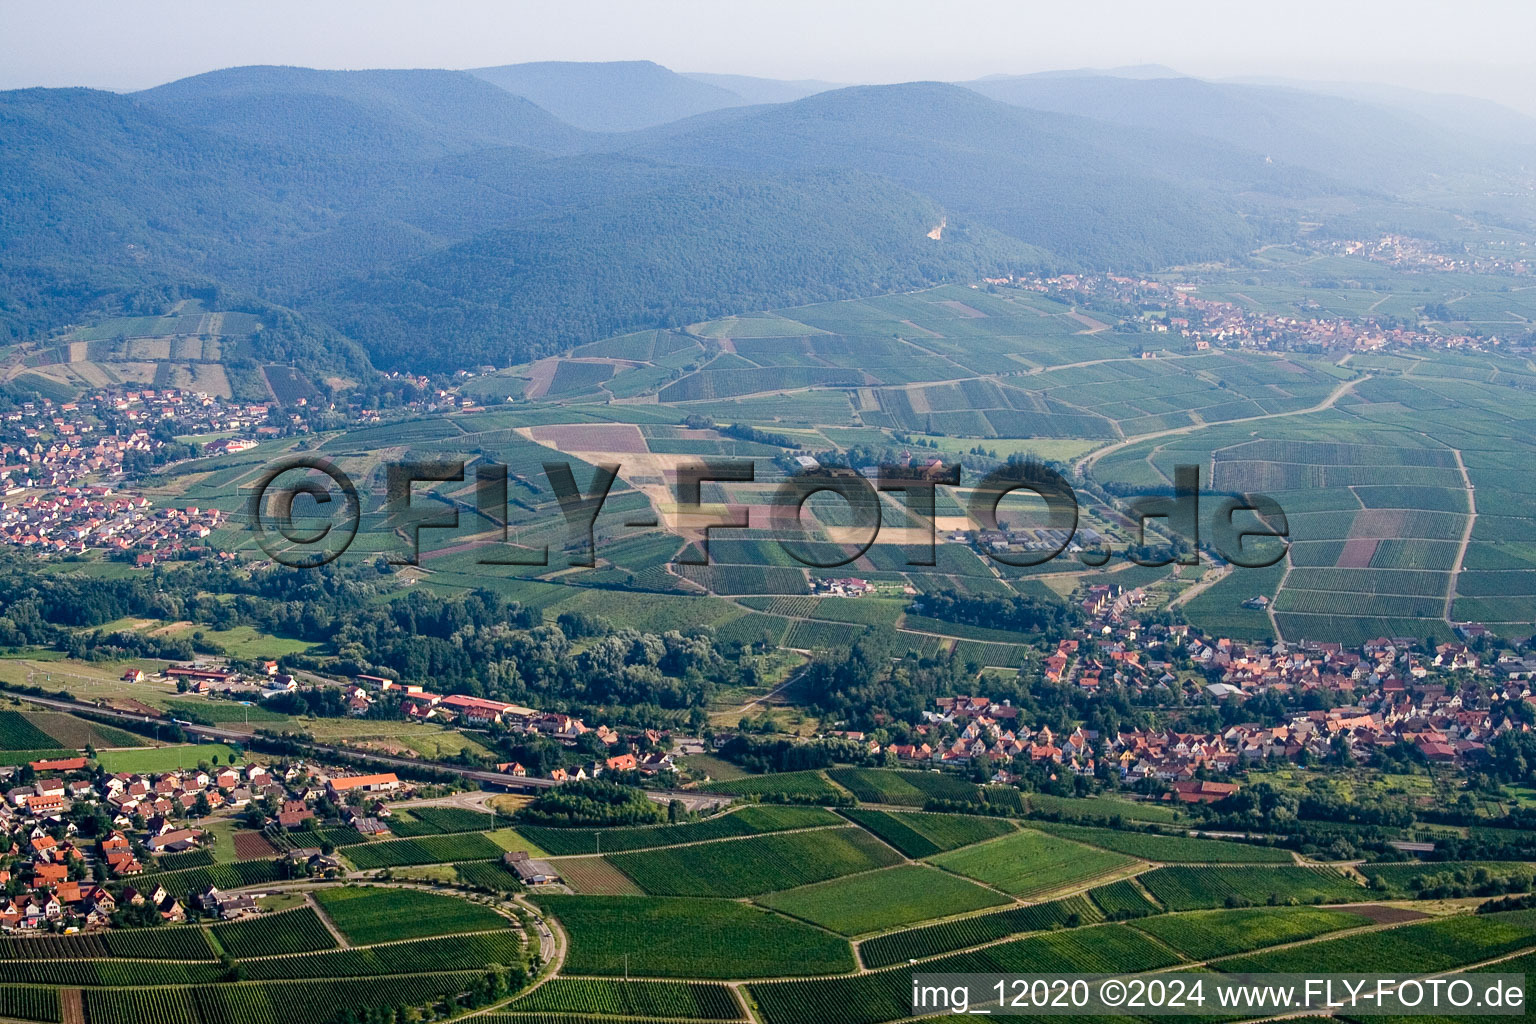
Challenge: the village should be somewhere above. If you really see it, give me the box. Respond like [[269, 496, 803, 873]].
[[983, 237, 1516, 353], [0, 751, 412, 932], [831, 582, 1526, 785]]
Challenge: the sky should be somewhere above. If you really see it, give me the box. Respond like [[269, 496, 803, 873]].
[[4, 0, 1535, 114]]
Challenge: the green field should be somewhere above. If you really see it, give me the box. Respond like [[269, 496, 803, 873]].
[[929, 829, 1136, 897], [1029, 822, 1294, 863], [0, 711, 77, 750], [341, 832, 504, 869], [208, 907, 337, 958], [749, 923, 1182, 1024], [1219, 909, 1536, 973], [519, 804, 841, 856], [534, 895, 854, 977], [507, 978, 743, 1019], [1137, 865, 1370, 910], [312, 886, 507, 944], [857, 893, 1102, 968], [607, 827, 903, 897], [1132, 905, 1371, 959], [756, 863, 1010, 935], [94, 743, 239, 773], [840, 808, 1015, 857]]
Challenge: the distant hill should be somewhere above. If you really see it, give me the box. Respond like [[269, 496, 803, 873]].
[[2, 62, 1529, 376], [962, 73, 1534, 193], [613, 82, 1305, 267], [682, 72, 839, 105], [471, 60, 746, 132], [1223, 75, 1536, 147], [137, 65, 594, 157]]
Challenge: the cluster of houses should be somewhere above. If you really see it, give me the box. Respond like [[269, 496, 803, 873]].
[[854, 633, 1528, 782], [0, 490, 224, 557], [811, 577, 877, 597], [1330, 235, 1532, 278], [0, 386, 294, 555], [984, 266, 1499, 353], [0, 749, 417, 932]]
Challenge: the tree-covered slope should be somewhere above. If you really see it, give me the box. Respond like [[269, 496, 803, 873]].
[[613, 82, 1296, 268], [316, 170, 1049, 371]]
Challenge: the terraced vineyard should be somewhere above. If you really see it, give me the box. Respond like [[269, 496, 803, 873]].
[[858, 893, 1102, 968], [312, 886, 509, 944], [0, 883, 524, 1024], [606, 826, 903, 897], [1086, 879, 1160, 919], [509, 979, 742, 1019], [341, 831, 504, 868], [237, 931, 524, 981], [839, 808, 1015, 856], [697, 770, 845, 800], [1132, 906, 1372, 960], [1028, 822, 1294, 863], [929, 828, 1137, 897], [1219, 909, 1536, 973], [208, 906, 338, 957], [1137, 865, 1370, 911], [79, 971, 490, 1024], [0, 987, 59, 1024], [520, 804, 841, 855], [750, 924, 1181, 1024], [533, 895, 854, 977], [756, 864, 1009, 936]]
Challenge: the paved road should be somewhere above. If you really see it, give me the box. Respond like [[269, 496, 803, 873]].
[[8, 691, 733, 809]]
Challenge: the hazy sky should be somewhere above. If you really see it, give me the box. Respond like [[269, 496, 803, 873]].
[[4, 0, 1534, 113]]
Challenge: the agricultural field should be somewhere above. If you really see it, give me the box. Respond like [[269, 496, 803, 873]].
[[507, 978, 743, 1019], [133, 857, 286, 896], [0, 882, 525, 1024], [94, 744, 239, 773], [78, 972, 488, 1024], [606, 826, 903, 897], [1028, 822, 1295, 863], [207, 907, 337, 958], [857, 893, 1102, 968], [14, 711, 142, 748], [697, 769, 845, 800], [519, 804, 840, 855], [838, 808, 1016, 857], [236, 931, 525, 981], [312, 886, 508, 944], [755, 863, 1010, 935], [929, 829, 1137, 897], [748, 923, 1182, 1024], [0, 711, 62, 750], [1086, 879, 1160, 919], [1219, 909, 1536, 973], [340, 831, 504, 869], [534, 895, 854, 977], [1131, 905, 1372, 960], [1136, 865, 1371, 911]]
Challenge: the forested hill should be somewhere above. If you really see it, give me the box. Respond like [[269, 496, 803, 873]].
[[610, 82, 1299, 268], [962, 73, 1536, 194], [136, 65, 597, 157], [317, 170, 1049, 372], [2, 63, 1527, 374]]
